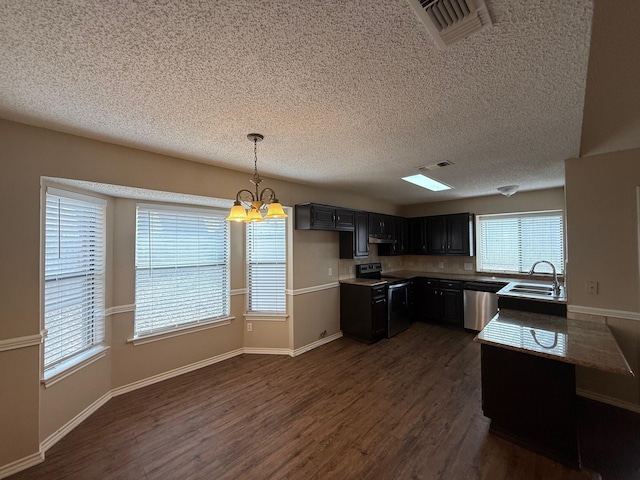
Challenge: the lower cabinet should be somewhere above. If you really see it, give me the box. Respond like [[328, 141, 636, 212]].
[[415, 278, 464, 327], [340, 283, 387, 342], [481, 344, 579, 468]]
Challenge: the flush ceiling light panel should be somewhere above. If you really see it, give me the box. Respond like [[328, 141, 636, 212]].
[[402, 174, 453, 191]]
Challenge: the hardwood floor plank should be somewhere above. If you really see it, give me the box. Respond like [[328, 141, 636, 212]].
[[8, 322, 637, 480]]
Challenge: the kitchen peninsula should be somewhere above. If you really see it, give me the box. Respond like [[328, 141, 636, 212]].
[[476, 306, 633, 468]]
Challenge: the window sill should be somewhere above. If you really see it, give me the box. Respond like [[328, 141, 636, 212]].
[[243, 313, 289, 322], [128, 316, 235, 346], [42, 345, 110, 388]]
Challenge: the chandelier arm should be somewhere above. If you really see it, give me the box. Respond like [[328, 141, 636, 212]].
[[235, 188, 256, 206], [259, 187, 277, 204]]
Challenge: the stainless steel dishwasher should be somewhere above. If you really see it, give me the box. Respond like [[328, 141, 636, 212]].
[[463, 281, 507, 331]]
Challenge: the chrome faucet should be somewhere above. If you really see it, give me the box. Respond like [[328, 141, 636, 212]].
[[528, 261, 561, 296]]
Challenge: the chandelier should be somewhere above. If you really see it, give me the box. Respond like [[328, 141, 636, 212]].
[[226, 133, 288, 222]]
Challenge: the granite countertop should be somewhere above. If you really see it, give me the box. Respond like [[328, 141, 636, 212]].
[[340, 270, 555, 286], [339, 278, 387, 287], [475, 309, 633, 376]]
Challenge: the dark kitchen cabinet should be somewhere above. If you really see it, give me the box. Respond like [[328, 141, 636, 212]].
[[339, 211, 369, 259], [427, 215, 447, 254], [378, 216, 408, 256], [415, 278, 463, 327], [410, 213, 475, 256], [340, 283, 387, 342], [439, 280, 464, 327], [446, 213, 474, 255], [481, 344, 579, 468], [408, 217, 429, 255], [368, 213, 393, 239], [295, 203, 355, 231]]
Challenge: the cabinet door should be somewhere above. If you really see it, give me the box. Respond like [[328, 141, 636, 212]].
[[354, 211, 370, 257], [446, 213, 472, 255], [310, 205, 336, 230], [409, 218, 428, 254], [440, 288, 463, 327], [427, 215, 447, 254], [394, 217, 408, 255], [371, 296, 388, 337], [335, 209, 355, 231]]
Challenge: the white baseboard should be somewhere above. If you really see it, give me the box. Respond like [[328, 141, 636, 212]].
[[112, 348, 245, 397], [0, 451, 44, 480], [40, 391, 112, 453], [243, 347, 293, 356], [1, 335, 345, 478], [292, 332, 343, 357], [577, 388, 640, 414]]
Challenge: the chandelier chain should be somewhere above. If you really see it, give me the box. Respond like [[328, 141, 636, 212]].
[[253, 138, 259, 178]]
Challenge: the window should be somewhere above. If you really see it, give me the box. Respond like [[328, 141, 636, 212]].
[[44, 188, 106, 371], [135, 204, 230, 336], [476, 210, 564, 275], [246, 218, 286, 313]]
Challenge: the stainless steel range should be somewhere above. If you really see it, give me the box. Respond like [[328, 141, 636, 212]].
[[356, 263, 411, 338]]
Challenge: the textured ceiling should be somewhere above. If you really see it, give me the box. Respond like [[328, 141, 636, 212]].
[[0, 1, 593, 205]]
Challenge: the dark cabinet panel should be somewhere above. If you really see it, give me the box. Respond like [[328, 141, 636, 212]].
[[408, 217, 429, 255], [339, 211, 369, 259], [369, 213, 393, 238], [427, 215, 447, 254], [335, 209, 355, 230], [409, 213, 475, 256], [414, 278, 463, 327], [481, 344, 579, 468], [295, 203, 355, 231], [446, 213, 473, 255], [378, 216, 408, 256], [340, 283, 387, 342]]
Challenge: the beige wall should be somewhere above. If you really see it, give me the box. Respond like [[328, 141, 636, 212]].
[[580, 0, 640, 157], [0, 118, 396, 471], [565, 150, 640, 407]]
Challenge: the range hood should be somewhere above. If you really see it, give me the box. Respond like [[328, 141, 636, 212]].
[[368, 235, 396, 244]]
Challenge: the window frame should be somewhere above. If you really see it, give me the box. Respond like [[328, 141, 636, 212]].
[[245, 217, 288, 316], [133, 202, 231, 340], [41, 187, 107, 383], [475, 209, 565, 276]]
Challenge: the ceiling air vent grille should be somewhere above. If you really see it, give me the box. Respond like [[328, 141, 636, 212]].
[[407, 0, 493, 49], [419, 160, 454, 171]]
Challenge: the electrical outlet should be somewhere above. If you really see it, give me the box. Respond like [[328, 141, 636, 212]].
[[464, 262, 473, 271], [348, 266, 353, 274], [247, 322, 252, 332], [585, 280, 598, 294], [438, 261, 445, 269], [328, 267, 333, 276]]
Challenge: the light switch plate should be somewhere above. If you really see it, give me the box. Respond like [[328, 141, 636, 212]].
[[585, 280, 598, 294]]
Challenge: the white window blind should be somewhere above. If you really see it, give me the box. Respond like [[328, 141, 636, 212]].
[[247, 219, 286, 313], [477, 210, 564, 275], [44, 189, 106, 371], [135, 204, 230, 336]]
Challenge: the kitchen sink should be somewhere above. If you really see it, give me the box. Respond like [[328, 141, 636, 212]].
[[509, 287, 554, 296], [511, 284, 554, 291]]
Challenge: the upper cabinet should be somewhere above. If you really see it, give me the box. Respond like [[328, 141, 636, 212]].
[[295, 203, 474, 257], [410, 213, 475, 256], [295, 203, 355, 231], [368, 213, 393, 239], [378, 216, 408, 256]]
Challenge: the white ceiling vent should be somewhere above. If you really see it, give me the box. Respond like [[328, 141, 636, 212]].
[[407, 0, 493, 49], [419, 160, 454, 171]]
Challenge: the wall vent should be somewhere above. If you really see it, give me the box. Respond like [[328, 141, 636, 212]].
[[419, 160, 454, 171], [407, 0, 493, 49]]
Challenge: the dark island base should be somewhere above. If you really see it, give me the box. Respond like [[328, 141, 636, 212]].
[[481, 344, 580, 469]]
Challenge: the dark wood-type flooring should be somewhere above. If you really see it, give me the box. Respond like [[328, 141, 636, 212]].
[[9, 322, 640, 479]]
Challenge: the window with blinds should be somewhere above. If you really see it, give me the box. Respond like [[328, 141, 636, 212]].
[[135, 204, 230, 336], [476, 210, 564, 275], [44, 188, 106, 371], [247, 218, 286, 313]]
